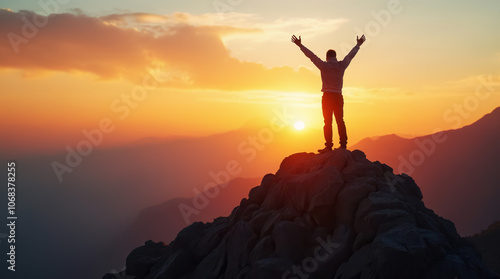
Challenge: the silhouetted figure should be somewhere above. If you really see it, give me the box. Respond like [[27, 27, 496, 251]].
[[292, 34, 365, 153]]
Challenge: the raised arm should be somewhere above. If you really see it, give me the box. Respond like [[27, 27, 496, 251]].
[[342, 34, 366, 67], [291, 34, 324, 69]]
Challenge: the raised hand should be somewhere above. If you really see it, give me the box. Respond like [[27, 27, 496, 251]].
[[356, 34, 366, 46], [291, 35, 302, 46]]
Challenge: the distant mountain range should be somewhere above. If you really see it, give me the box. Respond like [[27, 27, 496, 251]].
[[104, 177, 261, 276], [352, 107, 500, 236], [0, 126, 310, 279]]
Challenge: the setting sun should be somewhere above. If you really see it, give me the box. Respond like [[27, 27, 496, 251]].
[[294, 121, 305, 130]]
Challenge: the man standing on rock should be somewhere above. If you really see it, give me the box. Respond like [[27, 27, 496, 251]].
[[291, 34, 365, 153]]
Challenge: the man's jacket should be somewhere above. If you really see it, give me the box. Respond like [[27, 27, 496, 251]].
[[299, 44, 360, 94]]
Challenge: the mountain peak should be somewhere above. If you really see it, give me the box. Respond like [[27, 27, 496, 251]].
[[115, 149, 498, 279]]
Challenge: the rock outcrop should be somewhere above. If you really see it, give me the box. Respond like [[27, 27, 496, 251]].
[[115, 149, 499, 279], [469, 221, 500, 276]]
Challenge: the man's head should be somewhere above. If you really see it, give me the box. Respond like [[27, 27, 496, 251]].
[[326, 49, 336, 60]]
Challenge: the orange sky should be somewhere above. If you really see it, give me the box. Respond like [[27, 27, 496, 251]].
[[1, 3, 500, 157]]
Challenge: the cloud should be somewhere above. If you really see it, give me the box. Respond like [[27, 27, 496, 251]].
[[0, 10, 152, 79], [0, 9, 320, 91], [446, 73, 500, 88]]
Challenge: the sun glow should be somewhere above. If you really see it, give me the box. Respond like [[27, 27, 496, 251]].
[[294, 121, 305, 130]]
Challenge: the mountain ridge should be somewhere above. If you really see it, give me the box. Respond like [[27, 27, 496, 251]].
[[356, 106, 500, 147], [352, 106, 500, 235]]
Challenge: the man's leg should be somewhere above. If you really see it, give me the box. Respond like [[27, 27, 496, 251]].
[[332, 93, 347, 148], [322, 93, 334, 149]]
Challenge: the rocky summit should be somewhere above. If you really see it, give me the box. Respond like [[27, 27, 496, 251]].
[[117, 149, 499, 279]]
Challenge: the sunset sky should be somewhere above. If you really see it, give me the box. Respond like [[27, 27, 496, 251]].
[[1, 0, 499, 156]]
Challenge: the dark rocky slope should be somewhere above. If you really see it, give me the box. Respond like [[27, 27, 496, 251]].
[[113, 149, 499, 279], [469, 221, 500, 276]]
